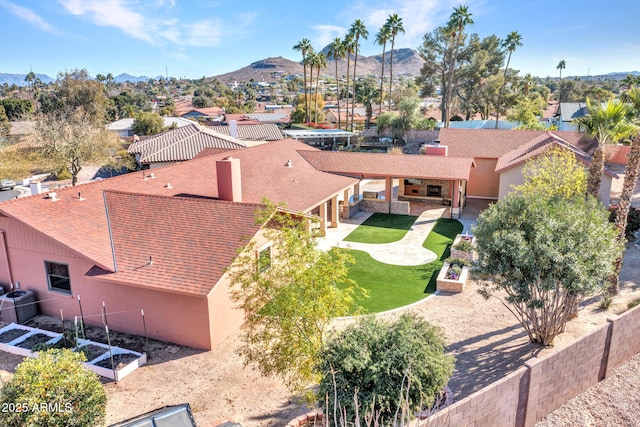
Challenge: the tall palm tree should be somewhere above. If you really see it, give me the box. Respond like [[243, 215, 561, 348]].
[[343, 34, 355, 130], [348, 19, 369, 131], [574, 98, 636, 197], [610, 88, 640, 294], [308, 52, 327, 123], [620, 74, 640, 90], [327, 37, 346, 129], [444, 6, 473, 127], [557, 59, 566, 102], [385, 14, 405, 112], [522, 73, 535, 97], [293, 38, 312, 122], [495, 31, 523, 128], [375, 25, 392, 116]]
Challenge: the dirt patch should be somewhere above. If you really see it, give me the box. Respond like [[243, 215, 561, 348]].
[[0, 328, 29, 343], [14, 333, 54, 350]]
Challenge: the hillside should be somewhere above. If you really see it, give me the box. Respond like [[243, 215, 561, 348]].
[[214, 48, 426, 83]]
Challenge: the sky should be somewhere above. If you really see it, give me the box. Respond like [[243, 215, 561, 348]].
[[1, 0, 638, 80]]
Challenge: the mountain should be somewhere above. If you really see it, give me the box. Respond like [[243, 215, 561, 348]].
[[214, 49, 426, 83], [113, 73, 159, 83], [0, 73, 54, 86]]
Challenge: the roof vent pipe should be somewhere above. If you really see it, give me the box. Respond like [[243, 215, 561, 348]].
[[49, 192, 58, 202]]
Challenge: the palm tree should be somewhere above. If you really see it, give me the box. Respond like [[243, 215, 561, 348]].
[[375, 25, 392, 116], [444, 6, 473, 127], [522, 73, 535, 97], [293, 38, 312, 122], [348, 19, 368, 131], [557, 59, 566, 102], [308, 52, 327, 123], [610, 88, 640, 294], [343, 34, 355, 130], [327, 37, 346, 129], [385, 14, 405, 112], [355, 80, 379, 129], [495, 31, 523, 128], [620, 74, 640, 90], [574, 98, 636, 198]]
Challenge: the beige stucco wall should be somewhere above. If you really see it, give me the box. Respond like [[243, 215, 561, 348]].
[[498, 164, 614, 207]]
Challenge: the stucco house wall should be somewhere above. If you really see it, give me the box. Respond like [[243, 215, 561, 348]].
[[0, 216, 215, 349], [467, 158, 500, 199]]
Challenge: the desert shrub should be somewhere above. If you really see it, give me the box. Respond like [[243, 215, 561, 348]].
[[598, 295, 613, 310], [55, 167, 72, 181], [445, 257, 471, 268], [318, 313, 454, 425], [0, 349, 106, 427], [628, 298, 640, 309], [452, 239, 474, 252]]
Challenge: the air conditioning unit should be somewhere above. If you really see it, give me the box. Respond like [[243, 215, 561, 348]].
[[0, 290, 37, 324]]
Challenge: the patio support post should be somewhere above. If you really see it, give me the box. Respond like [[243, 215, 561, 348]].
[[318, 201, 327, 237], [343, 189, 350, 218], [354, 182, 360, 201], [385, 176, 392, 213], [330, 195, 339, 228], [451, 180, 461, 219]]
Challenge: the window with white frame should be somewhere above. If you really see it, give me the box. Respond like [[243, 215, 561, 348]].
[[45, 261, 71, 294]]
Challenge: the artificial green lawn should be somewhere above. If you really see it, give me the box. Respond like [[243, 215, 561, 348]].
[[340, 218, 463, 313], [343, 213, 418, 244]]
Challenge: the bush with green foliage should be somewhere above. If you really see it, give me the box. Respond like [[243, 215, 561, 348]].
[[317, 313, 454, 424], [452, 239, 474, 252], [0, 349, 107, 427], [132, 111, 164, 136]]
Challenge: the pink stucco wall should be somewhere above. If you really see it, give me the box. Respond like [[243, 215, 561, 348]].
[[0, 217, 233, 350], [467, 158, 500, 199]]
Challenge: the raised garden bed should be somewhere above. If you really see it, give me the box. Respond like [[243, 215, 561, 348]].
[[0, 323, 146, 381], [436, 262, 469, 293], [0, 328, 29, 343], [450, 233, 476, 260]]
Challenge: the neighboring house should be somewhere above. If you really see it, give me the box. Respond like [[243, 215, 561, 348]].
[[180, 107, 225, 121], [107, 117, 196, 138], [325, 109, 368, 127], [127, 123, 246, 168], [206, 123, 283, 143], [552, 102, 590, 130], [435, 128, 616, 206], [244, 112, 290, 125]]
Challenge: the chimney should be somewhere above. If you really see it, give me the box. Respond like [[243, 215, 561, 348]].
[[216, 156, 242, 202], [229, 120, 239, 139], [424, 141, 448, 156]]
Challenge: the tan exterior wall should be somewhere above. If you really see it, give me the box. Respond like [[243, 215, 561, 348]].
[[467, 158, 500, 199], [207, 273, 245, 349], [605, 145, 631, 165], [424, 305, 640, 427]]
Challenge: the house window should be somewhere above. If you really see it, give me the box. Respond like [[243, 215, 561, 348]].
[[45, 261, 71, 294], [258, 246, 271, 273]]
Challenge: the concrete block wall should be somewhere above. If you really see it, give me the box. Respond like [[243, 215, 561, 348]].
[[390, 201, 410, 215], [360, 199, 390, 214], [606, 305, 640, 371]]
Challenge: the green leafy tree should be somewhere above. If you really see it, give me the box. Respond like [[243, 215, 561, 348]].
[[375, 24, 392, 115], [39, 69, 108, 124], [574, 98, 635, 197], [495, 31, 522, 127], [318, 313, 455, 425], [0, 98, 34, 120], [293, 38, 313, 123], [474, 195, 622, 346], [0, 349, 106, 427], [508, 96, 547, 129], [327, 37, 346, 129], [348, 19, 368, 130], [385, 14, 405, 112], [228, 201, 364, 392], [513, 147, 587, 199], [132, 111, 164, 135]]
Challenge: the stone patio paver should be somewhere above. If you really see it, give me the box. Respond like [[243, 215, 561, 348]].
[[317, 207, 448, 266]]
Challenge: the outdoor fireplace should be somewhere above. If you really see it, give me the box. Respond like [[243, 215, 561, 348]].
[[427, 185, 442, 197]]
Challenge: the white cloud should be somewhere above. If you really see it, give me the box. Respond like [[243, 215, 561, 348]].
[[59, 0, 156, 43], [185, 20, 221, 47], [0, 0, 61, 34], [311, 25, 347, 49]]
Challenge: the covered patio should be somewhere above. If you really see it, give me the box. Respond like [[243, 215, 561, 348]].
[[298, 151, 475, 219]]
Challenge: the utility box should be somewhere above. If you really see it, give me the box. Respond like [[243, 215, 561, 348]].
[[0, 290, 37, 324]]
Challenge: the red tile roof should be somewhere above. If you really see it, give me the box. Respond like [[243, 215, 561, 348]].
[[127, 124, 246, 164], [437, 128, 598, 159], [298, 150, 475, 181]]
